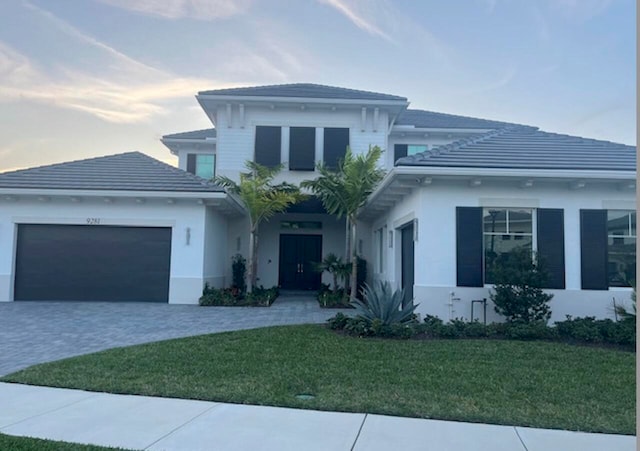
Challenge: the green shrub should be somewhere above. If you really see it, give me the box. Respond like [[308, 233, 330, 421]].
[[351, 281, 418, 326], [231, 254, 247, 294], [502, 321, 554, 341], [489, 248, 553, 323], [318, 289, 351, 308], [245, 285, 279, 306], [327, 313, 349, 330], [554, 316, 636, 346], [199, 285, 237, 306]]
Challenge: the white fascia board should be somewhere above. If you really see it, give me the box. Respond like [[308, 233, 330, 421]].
[[0, 188, 228, 199], [392, 166, 637, 180], [196, 94, 409, 109], [161, 138, 216, 145]]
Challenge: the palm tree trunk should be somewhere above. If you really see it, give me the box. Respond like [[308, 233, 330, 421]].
[[344, 217, 351, 263], [248, 224, 258, 292], [349, 217, 358, 300]]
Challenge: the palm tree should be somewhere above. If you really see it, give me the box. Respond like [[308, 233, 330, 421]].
[[302, 146, 385, 300], [214, 161, 303, 291], [314, 253, 349, 292]]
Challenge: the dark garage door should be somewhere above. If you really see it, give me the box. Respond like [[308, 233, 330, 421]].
[[15, 224, 171, 302]]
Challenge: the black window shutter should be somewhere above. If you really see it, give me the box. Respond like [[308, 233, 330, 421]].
[[537, 209, 565, 289], [289, 127, 316, 171], [456, 207, 483, 287], [394, 144, 408, 165], [580, 209, 608, 290], [323, 128, 349, 169], [186, 154, 196, 174], [255, 126, 281, 167]]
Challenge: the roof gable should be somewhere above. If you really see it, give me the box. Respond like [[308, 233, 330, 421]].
[[198, 83, 407, 102], [0, 152, 224, 192]]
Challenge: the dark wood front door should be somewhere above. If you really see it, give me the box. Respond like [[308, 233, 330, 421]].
[[401, 223, 415, 303], [279, 234, 322, 290]]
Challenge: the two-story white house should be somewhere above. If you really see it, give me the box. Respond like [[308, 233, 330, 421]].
[[0, 83, 635, 322]]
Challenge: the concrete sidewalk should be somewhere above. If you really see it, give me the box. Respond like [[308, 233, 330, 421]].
[[0, 383, 635, 451]]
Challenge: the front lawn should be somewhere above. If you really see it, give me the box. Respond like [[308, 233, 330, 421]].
[[0, 433, 130, 451], [2, 325, 635, 434]]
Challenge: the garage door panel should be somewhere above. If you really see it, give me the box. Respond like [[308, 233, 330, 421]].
[[15, 224, 171, 302]]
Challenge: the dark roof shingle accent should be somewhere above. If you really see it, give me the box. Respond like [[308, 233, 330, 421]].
[[396, 109, 522, 129], [198, 83, 407, 101], [0, 152, 224, 192], [162, 128, 216, 140], [397, 127, 636, 171]]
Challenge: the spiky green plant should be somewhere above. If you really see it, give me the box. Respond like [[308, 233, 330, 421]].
[[350, 280, 418, 326]]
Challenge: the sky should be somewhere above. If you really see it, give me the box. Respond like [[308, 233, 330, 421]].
[[0, 0, 635, 172]]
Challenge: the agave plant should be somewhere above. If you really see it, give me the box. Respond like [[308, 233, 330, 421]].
[[350, 280, 418, 326]]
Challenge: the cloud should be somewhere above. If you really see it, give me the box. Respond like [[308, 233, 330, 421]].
[[96, 0, 253, 20], [318, 0, 392, 41], [0, 44, 216, 123]]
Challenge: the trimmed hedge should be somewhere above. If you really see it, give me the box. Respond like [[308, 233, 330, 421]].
[[327, 313, 635, 348], [199, 284, 278, 307]]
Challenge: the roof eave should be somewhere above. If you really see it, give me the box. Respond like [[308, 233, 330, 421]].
[[359, 166, 637, 219], [196, 93, 409, 108]]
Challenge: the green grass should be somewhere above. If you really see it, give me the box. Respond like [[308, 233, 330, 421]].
[[2, 325, 635, 434], [0, 433, 131, 450]]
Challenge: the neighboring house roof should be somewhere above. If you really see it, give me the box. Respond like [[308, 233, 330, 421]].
[[396, 127, 636, 171], [198, 83, 408, 101], [395, 109, 522, 129], [162, 128, 217, 140], [0, 152, 224, 192]]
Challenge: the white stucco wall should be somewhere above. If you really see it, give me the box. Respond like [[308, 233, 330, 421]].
[[369, 179, 636, 322], [203, 206, 228, 289], [0, 196, 214, 304]]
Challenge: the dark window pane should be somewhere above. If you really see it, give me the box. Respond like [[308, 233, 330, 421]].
[[289, 127, 316, 171], [509, 209, 532, 234], [607, 210, 631, 236], [394, 144, 408, 164], [631, 212, 636, 236], [484, 235, 532, 284], [324, 128, 349, 169], [255, 126, 281, 167], [483, 209, 507, 234], [608, 236, 636, 287]]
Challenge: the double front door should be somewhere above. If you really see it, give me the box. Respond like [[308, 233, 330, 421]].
[[279, 234, 322, 290]]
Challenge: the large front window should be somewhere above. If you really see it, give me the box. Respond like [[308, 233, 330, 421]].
[[607, 210, 636, 287], [483, 208, 533, 283]]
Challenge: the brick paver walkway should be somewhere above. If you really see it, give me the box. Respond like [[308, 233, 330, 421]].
[[0, 292, 344, 376]]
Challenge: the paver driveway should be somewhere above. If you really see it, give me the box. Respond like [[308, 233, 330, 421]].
[[0, 294, 344, 376]]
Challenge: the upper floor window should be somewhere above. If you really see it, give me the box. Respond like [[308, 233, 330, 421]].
[[408, 145, 428, 155], [255, 126, 281, 167], [394, 144, 428, 164], [289, 127, 316, 171], [186, 154, 215, 179], [324, 128, 349, 169], [483, 208, 533, 284], [607, 210, 636, 287]]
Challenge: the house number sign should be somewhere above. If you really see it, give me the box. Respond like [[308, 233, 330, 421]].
[[86, 218, 101, 225]]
